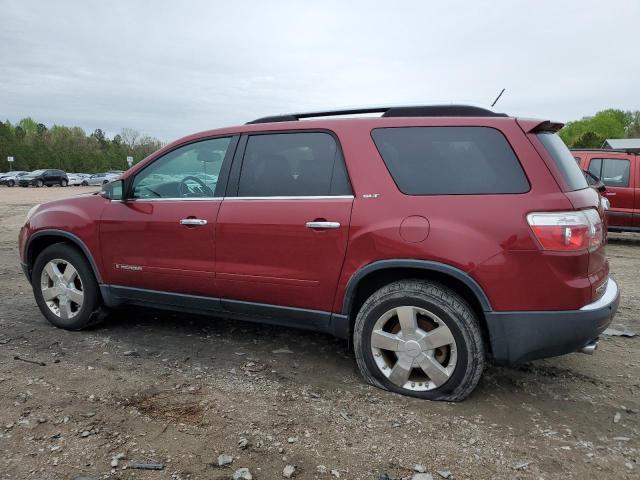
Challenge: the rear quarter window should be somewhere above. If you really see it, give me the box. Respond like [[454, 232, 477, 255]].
[[371, 126, 529, 195], [536, 132, 588, 191]]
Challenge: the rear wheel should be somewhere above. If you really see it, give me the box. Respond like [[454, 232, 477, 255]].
[[353, 279, 485, 401], [32, 243, 104, 330], [7, 180, 14, 187], [81, 181, 88, 186], [60, 179, 68, 187]]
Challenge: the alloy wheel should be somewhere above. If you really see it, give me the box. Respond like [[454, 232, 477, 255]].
[[40, 259, 84, 319], [370, 306, 457, 391]]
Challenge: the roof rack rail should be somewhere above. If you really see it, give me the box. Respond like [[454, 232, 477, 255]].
[[246, 105, 507, 124], [570, 148, 640, 154]]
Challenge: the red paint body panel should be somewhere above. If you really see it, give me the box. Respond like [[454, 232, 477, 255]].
[[636, 157, 640, 228], [19, 194, 108, 277], [215, 198, 353, 311], [99, 200, 220, 296], [19, 115, 609, 326]]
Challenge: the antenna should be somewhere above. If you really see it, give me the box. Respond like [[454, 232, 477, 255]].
[[491, 88, 506, 107]]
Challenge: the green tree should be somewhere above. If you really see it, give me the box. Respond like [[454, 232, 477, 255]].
[[559, 109, 639, 147], [0, 118, 162, 173], [625, 111, 640, 138]]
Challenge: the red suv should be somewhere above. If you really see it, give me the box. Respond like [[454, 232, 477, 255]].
[[572, 148, 640, 231], [19, 105, 620, 401]]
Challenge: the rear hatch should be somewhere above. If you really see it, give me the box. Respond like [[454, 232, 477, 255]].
[[520, 120, 608, 303]]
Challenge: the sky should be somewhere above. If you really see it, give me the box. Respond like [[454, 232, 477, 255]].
[[1, 0, 639, 142]]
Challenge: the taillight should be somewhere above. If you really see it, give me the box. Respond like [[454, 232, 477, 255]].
[[527, 209, 603, 251]]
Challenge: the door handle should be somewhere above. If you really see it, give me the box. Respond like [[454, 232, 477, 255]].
[[604, 192, 616, 196], [180, 218, 208, 226], [305, 221, 340, 229]]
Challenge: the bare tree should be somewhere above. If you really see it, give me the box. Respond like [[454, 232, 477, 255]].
[[120, 128, 140, 151]]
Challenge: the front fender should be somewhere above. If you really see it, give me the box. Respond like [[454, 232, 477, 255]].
[[21, 194, 107, 283]]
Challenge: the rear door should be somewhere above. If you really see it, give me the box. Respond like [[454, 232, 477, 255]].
[[215, 130, 353, 315], [586, 154, 634, 227]]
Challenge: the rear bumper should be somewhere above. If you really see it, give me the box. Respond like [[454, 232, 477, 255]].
[[485, 278, 619, 365]]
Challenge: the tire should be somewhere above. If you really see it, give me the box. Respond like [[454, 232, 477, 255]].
[[353, 279, 485, 401], [7, 180, 14, 187], [32, 243, 104, 330], [81, 181, 88, 186], [36, 179, 44, 187], [102, 180, 108, 184], [60, 179, 68, 187]]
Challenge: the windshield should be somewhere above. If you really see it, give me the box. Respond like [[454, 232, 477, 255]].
[[30, 170, 46, 175]]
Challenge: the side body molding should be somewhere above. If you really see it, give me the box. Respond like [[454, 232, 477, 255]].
[[341, 259, 493, 315]]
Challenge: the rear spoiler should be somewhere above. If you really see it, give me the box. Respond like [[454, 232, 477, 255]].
[[516, 118, 564, 133]]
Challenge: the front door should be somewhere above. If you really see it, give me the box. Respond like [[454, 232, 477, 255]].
[[100, 136, 236, 296], [587, 155, 634, 228], [215, 131, 354, 314]]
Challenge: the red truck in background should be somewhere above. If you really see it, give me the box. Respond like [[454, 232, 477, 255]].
[[573, 148, 640, 232]]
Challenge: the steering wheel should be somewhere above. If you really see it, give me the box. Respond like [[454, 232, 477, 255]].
[[179, 175, 214, 197]]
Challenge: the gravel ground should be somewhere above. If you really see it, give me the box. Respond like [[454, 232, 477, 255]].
[[0, 186, 638, 480]]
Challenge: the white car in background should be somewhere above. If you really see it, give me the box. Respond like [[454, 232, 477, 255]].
[[82, 172, 121, 186], [67, 173, 90, 186], [0, 171, 28, 187]]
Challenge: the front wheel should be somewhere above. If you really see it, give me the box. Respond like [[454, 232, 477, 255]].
[[60, 179, 68, 187], [353, 279, 485, 401], [7, 180, 14, 187], [32, 243, 103, 330], [81, 181, 88, 186], [36, 179, 44, 187]]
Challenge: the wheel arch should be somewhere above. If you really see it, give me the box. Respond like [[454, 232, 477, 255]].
[[342, 260, 493, 351], [25, 230, 103, 284]]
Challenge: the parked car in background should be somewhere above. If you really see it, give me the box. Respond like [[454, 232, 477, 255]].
[[18, 169, 68, 187], [67, 173, 90, 186], [0, 171, 28, 187], [82, 172, 120, 186], [573, 148, 640, 232], [18, 105, 618, 401]]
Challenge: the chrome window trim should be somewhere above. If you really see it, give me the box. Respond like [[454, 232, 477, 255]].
[[227, 195, 355, 201], [126, 197, 223, 202], [121, 195, 355, 202]]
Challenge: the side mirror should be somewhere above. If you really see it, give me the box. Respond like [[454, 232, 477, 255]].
[[100, 179, 124, 200]]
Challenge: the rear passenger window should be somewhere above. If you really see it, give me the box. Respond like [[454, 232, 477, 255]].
[[371, 127, 529, 195], [589, 158, 630, 187], [237, 132, 351, 197], [536, 132, 588, 191]]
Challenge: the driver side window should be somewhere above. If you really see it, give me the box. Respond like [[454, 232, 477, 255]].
[[132, 137, 231, 199]]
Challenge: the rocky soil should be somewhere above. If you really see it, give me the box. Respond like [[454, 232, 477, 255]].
[[0, 187, 638, 479]]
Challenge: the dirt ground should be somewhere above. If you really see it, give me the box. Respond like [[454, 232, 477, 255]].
[[0, 186, 638, 480]]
